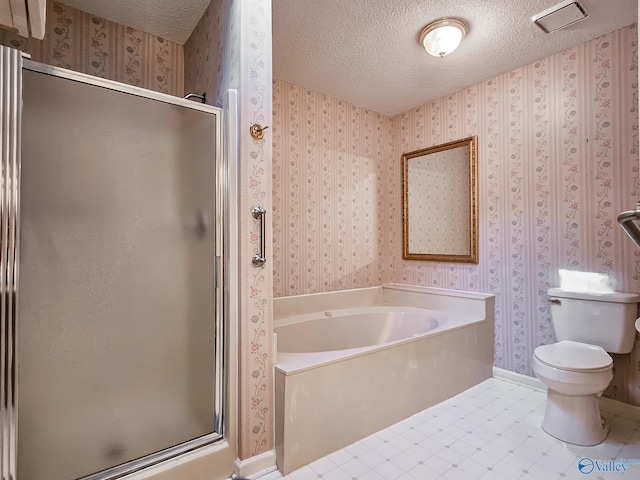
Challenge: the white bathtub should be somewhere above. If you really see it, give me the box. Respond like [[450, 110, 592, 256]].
[[274, 284, 495, 474]]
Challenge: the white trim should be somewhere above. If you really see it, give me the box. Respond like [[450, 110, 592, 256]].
[[384, 283, 494, 300], [222, 87, 240, 471], [600, 396, 640, 422], [233, 450, 277, 479], [492, 367, 640, 421], [492, 367, 546, 391], [26, 0, 46, 39]]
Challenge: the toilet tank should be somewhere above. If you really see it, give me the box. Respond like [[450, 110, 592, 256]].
[[548, 288, 640, 354]]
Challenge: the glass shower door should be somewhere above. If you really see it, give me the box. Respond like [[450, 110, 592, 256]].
[[17, 66, 222, 480]]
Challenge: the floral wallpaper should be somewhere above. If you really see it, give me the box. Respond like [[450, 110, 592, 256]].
[[184, 0, 274, 460], [273, 25, 640, 406], [209, 0, 273, 460], [238, 0, 273, 458], [0, 1, 183, 96], [272, 79, 390, 296], [184, 0, 228, 105]]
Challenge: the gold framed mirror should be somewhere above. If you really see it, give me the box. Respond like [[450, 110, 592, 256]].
[[402, 136, 478, 263]]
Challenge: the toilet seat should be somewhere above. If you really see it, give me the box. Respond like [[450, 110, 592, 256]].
[[534, 340, 612, 372]]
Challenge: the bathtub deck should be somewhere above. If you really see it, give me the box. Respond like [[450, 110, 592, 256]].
[[263, 377, 640, 480]]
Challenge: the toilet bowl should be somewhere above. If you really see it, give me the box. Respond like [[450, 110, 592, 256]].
[[533, 340, 613, 446], [534, 287, 639, 446]]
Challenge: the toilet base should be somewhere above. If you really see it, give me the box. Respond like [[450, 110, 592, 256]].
[[542, 389, 608, 446]]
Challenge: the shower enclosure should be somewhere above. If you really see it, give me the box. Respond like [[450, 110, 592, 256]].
[[0, 46, 228, 480]]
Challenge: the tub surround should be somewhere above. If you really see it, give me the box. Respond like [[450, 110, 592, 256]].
[[273, 283, 493, 318], [274, 284, 495, 474]]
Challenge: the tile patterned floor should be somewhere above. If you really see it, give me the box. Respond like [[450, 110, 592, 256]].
[[261, 378, 640, 480]]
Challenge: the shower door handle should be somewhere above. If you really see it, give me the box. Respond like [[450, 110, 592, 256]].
[[251, 205, 266, 267]]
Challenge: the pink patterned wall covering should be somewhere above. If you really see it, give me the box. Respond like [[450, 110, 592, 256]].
[[184, 0, 275, 460], [273, 25, 640, 406], [184, 0, 228, 105], [272, 79, 391, 296], [237, 0, 274, 459], [0, 1, 183, 96]]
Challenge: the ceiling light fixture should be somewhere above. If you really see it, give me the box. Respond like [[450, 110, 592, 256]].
[[419, 18, 467, 58]]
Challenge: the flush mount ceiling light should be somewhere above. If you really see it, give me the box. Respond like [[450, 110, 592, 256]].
[[419, 18, 467, 58]]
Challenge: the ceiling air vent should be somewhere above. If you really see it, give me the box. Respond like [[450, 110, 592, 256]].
[[532, 0, 588, 34]]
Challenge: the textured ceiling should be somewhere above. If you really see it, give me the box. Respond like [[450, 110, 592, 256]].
[[58, 0, 210, 44], [58, 0, 637, 116], [273, 0, 638, 116]]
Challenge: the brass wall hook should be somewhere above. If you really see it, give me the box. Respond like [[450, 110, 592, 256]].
[[250, 123, 269, 140]]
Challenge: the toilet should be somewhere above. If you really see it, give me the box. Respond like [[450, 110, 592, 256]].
[[533, 287, 639, 446]]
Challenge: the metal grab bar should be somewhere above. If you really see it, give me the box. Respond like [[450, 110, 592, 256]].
[[251, 205, 266, 267], [618, 201, 640, 249]]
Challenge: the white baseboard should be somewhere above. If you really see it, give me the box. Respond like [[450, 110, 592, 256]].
[[600, 396, 640, 421], [492, 366, 640, 421], [492, 367, 546, 391], [233, 450, 277, 479]]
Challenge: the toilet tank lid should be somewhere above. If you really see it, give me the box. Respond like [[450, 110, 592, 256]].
[[548, 287, 640, 303]]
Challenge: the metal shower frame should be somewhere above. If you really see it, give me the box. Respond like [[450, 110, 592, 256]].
[[0, 45, 229, 480]]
